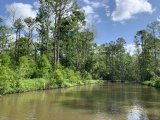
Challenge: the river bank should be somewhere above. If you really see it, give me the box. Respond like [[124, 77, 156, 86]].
[[0, 78, 102, 95], [142, 80, 160, 88], [141, 75, 160, 88]]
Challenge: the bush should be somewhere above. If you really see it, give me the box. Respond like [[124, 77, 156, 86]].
[[75, 71, 83, 85], [86, 73, 93, 80], [151, 76, 160, 87], [0, 54, 11, 67], [16, 56, 36, 79], [65, 69, 77, 83], [143, 75, 160, 88], [37, 55, 52, 78], [18, 79, 48, 92], [0, 66, 16, 94], [53, 69, 65, 87], [0, 59, 99, 94]]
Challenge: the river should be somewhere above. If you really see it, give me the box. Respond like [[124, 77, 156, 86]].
[[0, 83, 160, 120]]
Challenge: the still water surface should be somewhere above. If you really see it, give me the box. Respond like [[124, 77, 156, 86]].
[[0, 83, 160, 120]]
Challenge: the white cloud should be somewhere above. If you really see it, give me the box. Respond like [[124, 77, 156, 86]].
[[125, 44, 136, 55], [5, 2, 37, 26], [83, 0, 101, 8], [82, 0, 110, 24], [83, 0, 90, 4], [4, 2, 38, 40], [112, 0, 154, 22], [82, 5, 101, 25], [91, 2, 101, 8], [93, 14, 101, 23], [102, 4, 110, 17], [82, 0, 110, 25], [33, 1, 40, 9], [85, 14, 101, 24], [82, 5, 95, 15]]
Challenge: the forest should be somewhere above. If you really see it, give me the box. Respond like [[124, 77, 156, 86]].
[[0, 0, 160, 94]]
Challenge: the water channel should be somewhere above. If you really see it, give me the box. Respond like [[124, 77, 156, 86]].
[[0, 83, 160, 120]]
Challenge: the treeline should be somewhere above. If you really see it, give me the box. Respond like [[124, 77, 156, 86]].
[[134, 21, 160, 87], [98, 21, 160, 86], [0, 0, 99, 94], [96, 21, 160, 86], [0, 0, 160, 94]]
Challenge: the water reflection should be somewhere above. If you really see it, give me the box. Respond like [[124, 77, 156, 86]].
[[128, 105, 149, 120], [0, 83, 160, 120]]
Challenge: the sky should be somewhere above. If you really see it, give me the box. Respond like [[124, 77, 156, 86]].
[[0, 0, 160, 54]]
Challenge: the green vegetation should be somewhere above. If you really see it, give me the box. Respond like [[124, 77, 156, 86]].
[[0, 78, 101, 94], [0, 0, 102, 94], [142, 76, 160, 88], [0, 55, 101, 94], [0, 0, 160, 95]]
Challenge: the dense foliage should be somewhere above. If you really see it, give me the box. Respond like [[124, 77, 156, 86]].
[[0, 0, 100, 94]]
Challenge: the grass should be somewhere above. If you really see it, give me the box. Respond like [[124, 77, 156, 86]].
[[0, 78, 102, 95], [142, 80, 160, 88]]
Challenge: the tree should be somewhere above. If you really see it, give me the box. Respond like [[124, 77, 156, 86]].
[[13, 18, 25, 61], [134, 30, 154, 81], [0, 18, 12, 54], [147, 21, 160, 73], [16, 56, 36, 79], [36, 0, 51, 56], [24, 17, 36, 55], [16, 37, 32, 58], [37, 55, 52, 78]]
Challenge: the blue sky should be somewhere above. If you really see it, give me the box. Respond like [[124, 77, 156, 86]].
[[0, 0, 160, 46]]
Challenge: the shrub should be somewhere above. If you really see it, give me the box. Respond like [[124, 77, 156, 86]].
[[37, 55, 52, 78], [143, 75, 160, 88], [18, 79, 48, 92], [65, 69, 77, 83], [0, 54, 11, 67], [16, 56, 36, 79], [75, 71, 83, 85], [86, 73, 93, 80], [55, 62, 63, 70], [151, 76, 160, 87], [0, 66, 16, 94], [53, 69, 65, 87]]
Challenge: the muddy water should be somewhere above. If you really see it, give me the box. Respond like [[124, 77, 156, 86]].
[[0, 83, 160, 120]]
